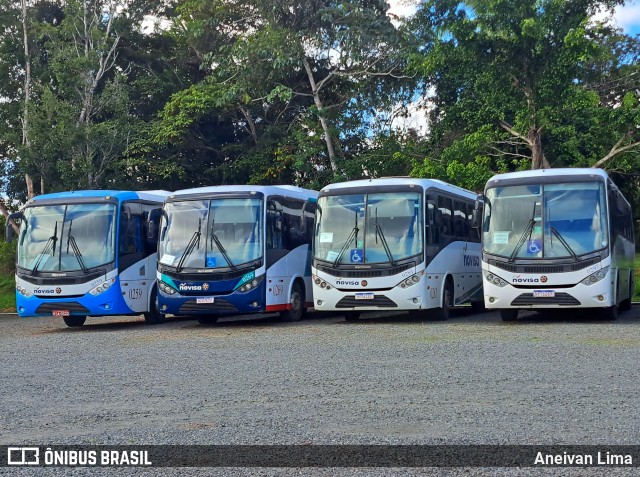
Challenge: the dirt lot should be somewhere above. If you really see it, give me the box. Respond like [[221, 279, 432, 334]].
[[1, 307, 640, 476]]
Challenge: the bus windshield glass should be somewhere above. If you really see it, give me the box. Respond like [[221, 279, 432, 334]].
[[483, 182, 608, 259], [18, 203, 117, 272], [159, 197, 263, 269], [314, 192, 423, 265]]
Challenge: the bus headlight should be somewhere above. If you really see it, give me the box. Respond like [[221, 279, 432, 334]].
[[397, 274, 420, 289], [158, 280, 178, 295], [313, 275, 332, 291], [16, 285, 32, 298], [482, 270, 508, 287], [89, 278, 116, 296], [581, 266, 610, 286], [237, 276, 264, 293]]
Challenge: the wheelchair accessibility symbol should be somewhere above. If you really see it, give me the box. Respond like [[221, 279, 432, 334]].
[[350, 249, 363, 263], [527, 239, 542, 255]]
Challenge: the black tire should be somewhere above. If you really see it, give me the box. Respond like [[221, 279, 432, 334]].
[[601, 305, 618, 320], [619, 277, 632, 312], [144, 286, 166, 325], [197, 316, 219, 325], [470, 301, 486, 313], [344, 311, 361, 322], [432, 279, 453, 320], [63, 316, 86, 327], [499, 309, 518, 322], [280, 282, 304, 322]]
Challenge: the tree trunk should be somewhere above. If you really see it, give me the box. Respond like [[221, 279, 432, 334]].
[[25, 174, 35, 199], [21, 0, 36, 199], [302, 57, 338, 172], [529, 127, 549, 169]]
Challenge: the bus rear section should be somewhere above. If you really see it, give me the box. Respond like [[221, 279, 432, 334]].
[[8, 190, 169, 327], [480, 168, 635, 321], [156, 186, 317, 324], [311, 178, 483, 321]]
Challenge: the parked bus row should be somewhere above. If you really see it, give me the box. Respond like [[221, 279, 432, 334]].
[[5, 168, 635, 327]]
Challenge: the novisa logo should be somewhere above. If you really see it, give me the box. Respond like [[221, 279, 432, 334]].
[[335, 279, 360, 286], [179, 283, 204, 291], [463, 255, 480, 267], [512, 275, 539, 283]]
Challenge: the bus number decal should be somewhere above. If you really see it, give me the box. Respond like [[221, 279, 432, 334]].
[[128, 288, 143, 300], [272, 284, 284, 296]]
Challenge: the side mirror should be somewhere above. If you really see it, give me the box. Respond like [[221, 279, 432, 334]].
[[5, 212, 22, 243], [146, 208, 162, 240], [471, 195, 484, 229]]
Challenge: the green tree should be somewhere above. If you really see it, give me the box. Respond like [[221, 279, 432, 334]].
[[410, 0, 640, 184]]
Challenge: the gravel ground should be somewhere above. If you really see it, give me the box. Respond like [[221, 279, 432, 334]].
[[1, 306, 640, 476]]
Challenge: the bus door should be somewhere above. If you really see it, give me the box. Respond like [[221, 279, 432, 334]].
[[119, 202, 153, 313]]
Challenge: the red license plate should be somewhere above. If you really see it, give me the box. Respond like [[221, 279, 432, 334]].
[[52, 310, 70, 317]]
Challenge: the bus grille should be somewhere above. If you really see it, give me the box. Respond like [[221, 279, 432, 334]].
[[179, 299, 238, 314], [511, 293, 581, 306], [335, 295, 397, 308], [489, 257, 601, 274], [35, 302, 90, 314], [316, 263, 413, 278]]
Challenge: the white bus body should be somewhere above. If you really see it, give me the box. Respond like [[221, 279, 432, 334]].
[[480, 168, 635, 321], [312, 178, 483, 320]]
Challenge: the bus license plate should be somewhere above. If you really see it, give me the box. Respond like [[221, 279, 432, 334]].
[[196, 297, 215, 304], [533, 290, 555, 298], [52, 310, 70, 316], [355, 292, 374, 300]]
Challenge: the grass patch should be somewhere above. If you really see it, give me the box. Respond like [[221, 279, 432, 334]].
[[0, 274, 15, 312]]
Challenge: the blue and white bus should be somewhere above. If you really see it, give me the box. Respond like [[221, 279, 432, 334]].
[[7, 190, 170, 327], [156, 185, 318, 324], [311, 178, 484, 321], [479, 168, 635, 320]]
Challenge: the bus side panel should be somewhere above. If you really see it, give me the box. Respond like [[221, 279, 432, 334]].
[[425, 241, 482, 307], [119, 254, 157, 313], [265, 244, 311, 312]]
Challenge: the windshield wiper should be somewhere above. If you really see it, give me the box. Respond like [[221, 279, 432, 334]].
[[65, 220, 88, 273], [176, 218, 201, 272], [374, 208, 396, 267], [508, 202, 540, 263], [332, 211, 359, 267], [209, 217, 236, 270], [32, 222, 59, 274], [550, 227, 578, 261]]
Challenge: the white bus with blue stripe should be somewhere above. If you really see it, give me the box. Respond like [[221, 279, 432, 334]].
[[312, 178, 484, 321], [156, 185, 318, 324], [7, 190, 170, 327], [479, 168, 635, 321]]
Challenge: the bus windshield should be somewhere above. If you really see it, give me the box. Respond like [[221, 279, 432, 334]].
[[314, 192, 423, 265], [159, 197, 263, 269], [18, 203, 117, 272], [483, 182, 608, 259]]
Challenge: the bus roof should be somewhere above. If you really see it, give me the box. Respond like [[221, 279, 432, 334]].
[[28, 190, 171, 204], [168, 185, 318, 201], [486, 168, 609, 189], [319, 177, 478, 200]]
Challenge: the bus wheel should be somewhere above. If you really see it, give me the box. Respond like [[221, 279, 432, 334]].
[[280, 282, 304, 322], [198, 316, 219, 325], [432, 279, 453, 320], [499, 309, 518, 322], [144, 286, 166, 325], [63, 316, 86, 327], [601, 305, 618, 320], [344, 311, 360, 322]]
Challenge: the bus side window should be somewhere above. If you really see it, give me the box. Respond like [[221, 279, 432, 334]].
[[119, 212, 141, 255], [438, 196, 452, 237], [266, 201, 284, 250]]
